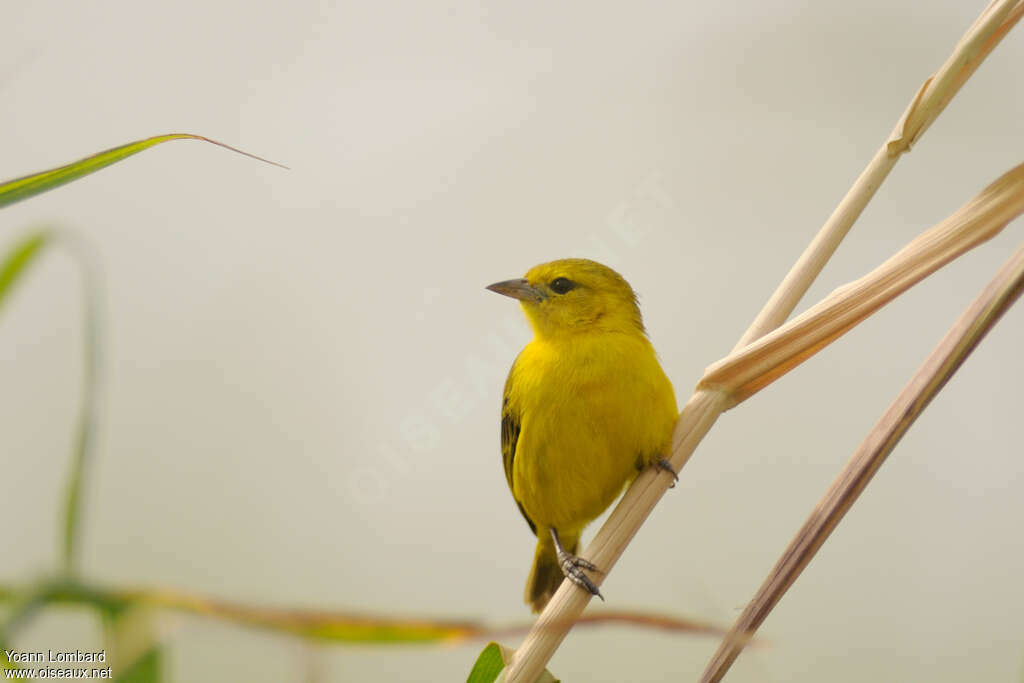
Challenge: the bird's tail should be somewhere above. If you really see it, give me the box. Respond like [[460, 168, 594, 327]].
[[525, 531, 579, 613]]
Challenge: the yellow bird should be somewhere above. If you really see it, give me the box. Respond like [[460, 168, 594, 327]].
[[487, 258, 678, 613]]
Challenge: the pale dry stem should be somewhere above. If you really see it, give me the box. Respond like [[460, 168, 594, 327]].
[[736, 0, 1023, 350], [703, 164, 1024, 403], [700, 240, 1024, 682]]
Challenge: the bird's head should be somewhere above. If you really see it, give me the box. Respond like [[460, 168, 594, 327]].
[[486, 258, 644, 338]]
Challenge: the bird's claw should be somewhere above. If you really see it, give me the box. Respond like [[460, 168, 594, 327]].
[[656, 458, 679, 488], [556, 548, 604, 601]]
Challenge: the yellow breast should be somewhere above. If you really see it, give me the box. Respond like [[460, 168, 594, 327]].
[[507, 331, 677, 532]]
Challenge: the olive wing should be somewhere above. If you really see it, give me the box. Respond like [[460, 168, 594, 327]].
[[502, 363, 537, 536]]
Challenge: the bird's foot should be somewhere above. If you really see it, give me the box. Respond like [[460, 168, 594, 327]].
[[556, 547, 604, 601], [656, 458, 679, 488]]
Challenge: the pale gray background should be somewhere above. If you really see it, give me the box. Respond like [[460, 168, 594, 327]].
[[2, 1, 1023, 681]]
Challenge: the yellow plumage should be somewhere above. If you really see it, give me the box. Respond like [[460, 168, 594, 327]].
[[487, 258, 678, 612]]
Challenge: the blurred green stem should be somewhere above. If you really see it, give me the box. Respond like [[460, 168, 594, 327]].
[[60, 232, 103, 576], [0, 229, 99, 574], [0, 581, 59, 645]]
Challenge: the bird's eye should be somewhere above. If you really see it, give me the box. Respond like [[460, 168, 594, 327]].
[[549, 277, 576, 295]]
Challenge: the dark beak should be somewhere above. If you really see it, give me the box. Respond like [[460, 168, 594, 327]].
[[486, 278, 546, 303]]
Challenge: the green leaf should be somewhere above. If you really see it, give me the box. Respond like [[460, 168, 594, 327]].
[[466, 642, 559, 683], [0, 231, 50, 312], [0, 133, 285, 210], [114, 647, 162, 683], [106, 604, 162, 683], [467, 643, 506, 683]]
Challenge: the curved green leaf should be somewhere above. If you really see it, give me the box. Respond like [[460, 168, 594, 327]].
[[0, 134, 286, 210], [114, 647, 161, 683], [0, 230, 50, 310], [467, 642, 558, 683], [467, 643, 506, 683], [0, 230, 101, 577]]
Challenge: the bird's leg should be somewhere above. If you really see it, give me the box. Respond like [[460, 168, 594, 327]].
[[550, 528, 604, 601], [656, 458, 679, 488]]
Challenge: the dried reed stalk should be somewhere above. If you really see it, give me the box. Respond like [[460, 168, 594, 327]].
[[737, 0, 1024, 349], [701, 239, 1024, 681], [703, 164, 1024, 403], [504, 2, 1024, 679]]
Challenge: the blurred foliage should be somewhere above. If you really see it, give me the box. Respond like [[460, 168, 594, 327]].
[[0, 135, 286, 683], [0, 577, 723, 647], [115, 647, 162, 683]]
